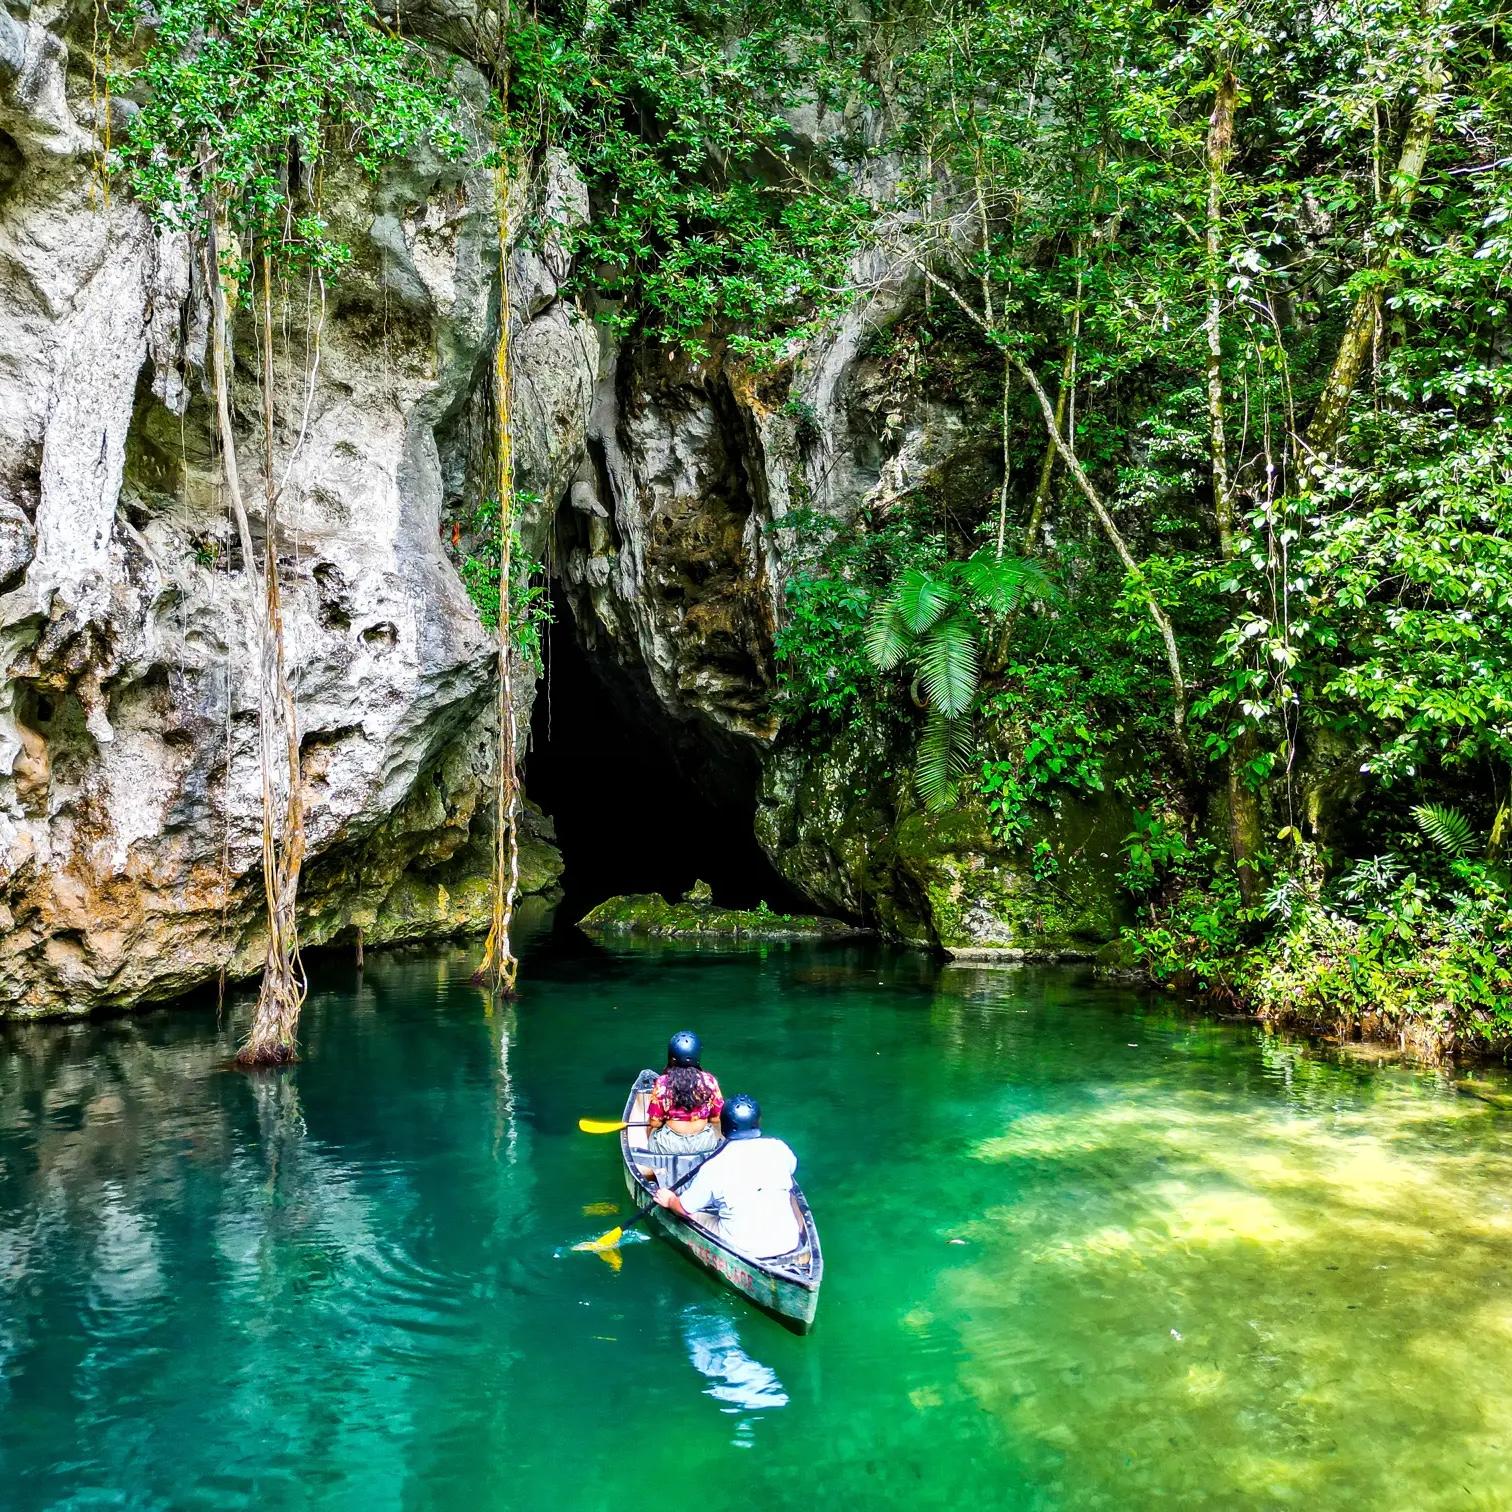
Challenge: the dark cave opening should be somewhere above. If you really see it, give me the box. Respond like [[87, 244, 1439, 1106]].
[[525, 590, 808, 915]]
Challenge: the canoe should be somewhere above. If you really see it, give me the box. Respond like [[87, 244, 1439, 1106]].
[[619, 1069, 822, 1332]]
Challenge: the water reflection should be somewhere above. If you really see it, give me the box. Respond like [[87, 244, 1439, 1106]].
[[4, 943, 1512, 1509], [681, 1304, 788, 1443], [489, 999, 520, 1166]]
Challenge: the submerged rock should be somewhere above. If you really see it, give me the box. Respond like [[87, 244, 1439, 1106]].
[[577, 893, 870, 943]]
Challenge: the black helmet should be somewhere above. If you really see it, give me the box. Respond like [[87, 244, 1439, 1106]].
[[720, 1093, 761, 1139], [667, 1030, 702, 1068]]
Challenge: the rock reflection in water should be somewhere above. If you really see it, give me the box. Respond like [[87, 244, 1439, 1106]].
[[681, 1305, 788, 1444]]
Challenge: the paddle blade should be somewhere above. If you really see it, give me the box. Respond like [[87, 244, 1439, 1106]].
[[578, 1118, 628, 1135], [572, 1226, 624, 1253]]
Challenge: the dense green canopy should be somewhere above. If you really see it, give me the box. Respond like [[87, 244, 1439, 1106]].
[[120, 0, 1512, 1043]]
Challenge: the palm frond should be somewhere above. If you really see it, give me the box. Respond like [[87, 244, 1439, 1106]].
[[1411, 803, 1476, 857], [915, 710, 975, 812], [956, 548, 1057, 614], [917, 611, 979, 719], [893, 567, 955, 634], [864, 596, 910, 672]]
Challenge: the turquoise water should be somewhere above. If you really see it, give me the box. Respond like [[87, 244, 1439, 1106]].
[[4, 932, 1512, 1509]]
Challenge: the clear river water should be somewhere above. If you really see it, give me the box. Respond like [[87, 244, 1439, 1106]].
[[4, 928, 1512, 1510]]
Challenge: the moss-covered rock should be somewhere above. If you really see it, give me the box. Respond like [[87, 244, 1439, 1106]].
[[577, 891, 869, 942], [893, 789, 1129, 959], [756, 728, 935, 943], [332, 798, 563, 953], [759, 728, 1133, 959]]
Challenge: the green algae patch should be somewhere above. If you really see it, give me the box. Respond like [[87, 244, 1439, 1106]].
[[577, 887, 868, 943]]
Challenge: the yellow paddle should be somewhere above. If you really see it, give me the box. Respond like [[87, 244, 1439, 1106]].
[[572, 1150, 717, 1253], [577, 1117, 650, 1135]]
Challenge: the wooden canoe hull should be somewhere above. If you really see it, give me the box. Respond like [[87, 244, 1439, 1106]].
[[619, 1071, 822, 1332]]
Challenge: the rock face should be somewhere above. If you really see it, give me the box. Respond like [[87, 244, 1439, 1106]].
[[558, 342, 785, 765], [0, 0, 1124, 1018], [0, 2, 586, 1014], [757, 729, 1130, 956]]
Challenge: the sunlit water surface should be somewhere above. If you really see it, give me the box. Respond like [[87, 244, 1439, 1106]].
[[3, 932, 1512, 1509]]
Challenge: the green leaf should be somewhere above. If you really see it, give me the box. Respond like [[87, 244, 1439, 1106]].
[[1411, 804, 1476, 857], [917, 612, 979, 719], [956, 548, 1056, 615], [916, 711, 974, 812], [864, 600, 910, 672], [893, 568, 955, 634]]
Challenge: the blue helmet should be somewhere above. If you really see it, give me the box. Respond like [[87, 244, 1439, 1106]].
[[720, 1093, 761, 1139], [667, 1030, 702, 1068]]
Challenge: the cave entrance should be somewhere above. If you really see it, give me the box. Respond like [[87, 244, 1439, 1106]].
[[526, 591, 804, 916]]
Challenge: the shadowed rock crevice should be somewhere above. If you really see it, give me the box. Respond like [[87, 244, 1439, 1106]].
[[527, 584, 803, 914]]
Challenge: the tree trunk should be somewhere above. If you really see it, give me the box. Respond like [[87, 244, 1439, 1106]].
[[474, 144, 521, 998], [205, 224, 307, 1066], [1205, 70, 1239, 560], [993, 350, 1011, 557], [1204, 67, 1264, 907], [1011, 353, 1192, 768], [1023, 328, 1078, 555], [1303, 44, 1447, 462]]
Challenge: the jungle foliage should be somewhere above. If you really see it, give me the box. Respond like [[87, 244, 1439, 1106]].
[[117, 0, 1512, 1048], [742, 0, 1509, 1045]]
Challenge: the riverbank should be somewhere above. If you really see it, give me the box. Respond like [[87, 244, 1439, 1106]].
[[1119, 860, 1512, 1066]]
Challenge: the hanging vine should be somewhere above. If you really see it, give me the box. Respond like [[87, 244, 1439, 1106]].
[[121, 0, 464, 1060], [474, 36, 521, 998]]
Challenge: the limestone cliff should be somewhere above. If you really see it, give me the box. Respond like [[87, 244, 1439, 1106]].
[[0, 0, 1125, 1018], [0, 0, 583, 1013]]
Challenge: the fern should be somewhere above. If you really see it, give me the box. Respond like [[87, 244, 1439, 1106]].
[[1412, 803, 1475, 856], [916, 710, 974, 811], [892, 567, 954, 634], [864, 551, 1058, 806], [864, 601, 911, 671], [918, 611, 979, 718], [956, 548, 1055, 615], [1338, 853, 1407, 907]]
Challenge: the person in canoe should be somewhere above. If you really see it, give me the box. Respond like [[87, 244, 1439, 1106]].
[[647, 1030, 724, 1155], [653, 1094, 801, 1259]]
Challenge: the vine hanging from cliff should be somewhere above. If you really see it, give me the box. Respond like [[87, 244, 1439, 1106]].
[[120, 0, 463, 1061], [472, 1, 560, 998], [473, 123, 522, 999]]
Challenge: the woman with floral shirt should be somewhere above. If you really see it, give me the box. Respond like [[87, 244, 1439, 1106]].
[[647, 1030, 724, 1154]]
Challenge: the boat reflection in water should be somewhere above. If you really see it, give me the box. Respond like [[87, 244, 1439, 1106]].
[[681, 1305, 788, 1444]]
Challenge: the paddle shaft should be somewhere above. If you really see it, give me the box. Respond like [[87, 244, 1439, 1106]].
[[620, 1143, 724, 1238]]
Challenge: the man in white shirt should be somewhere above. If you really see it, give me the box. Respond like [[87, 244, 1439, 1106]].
[[653, 1094, 801, 1259]]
